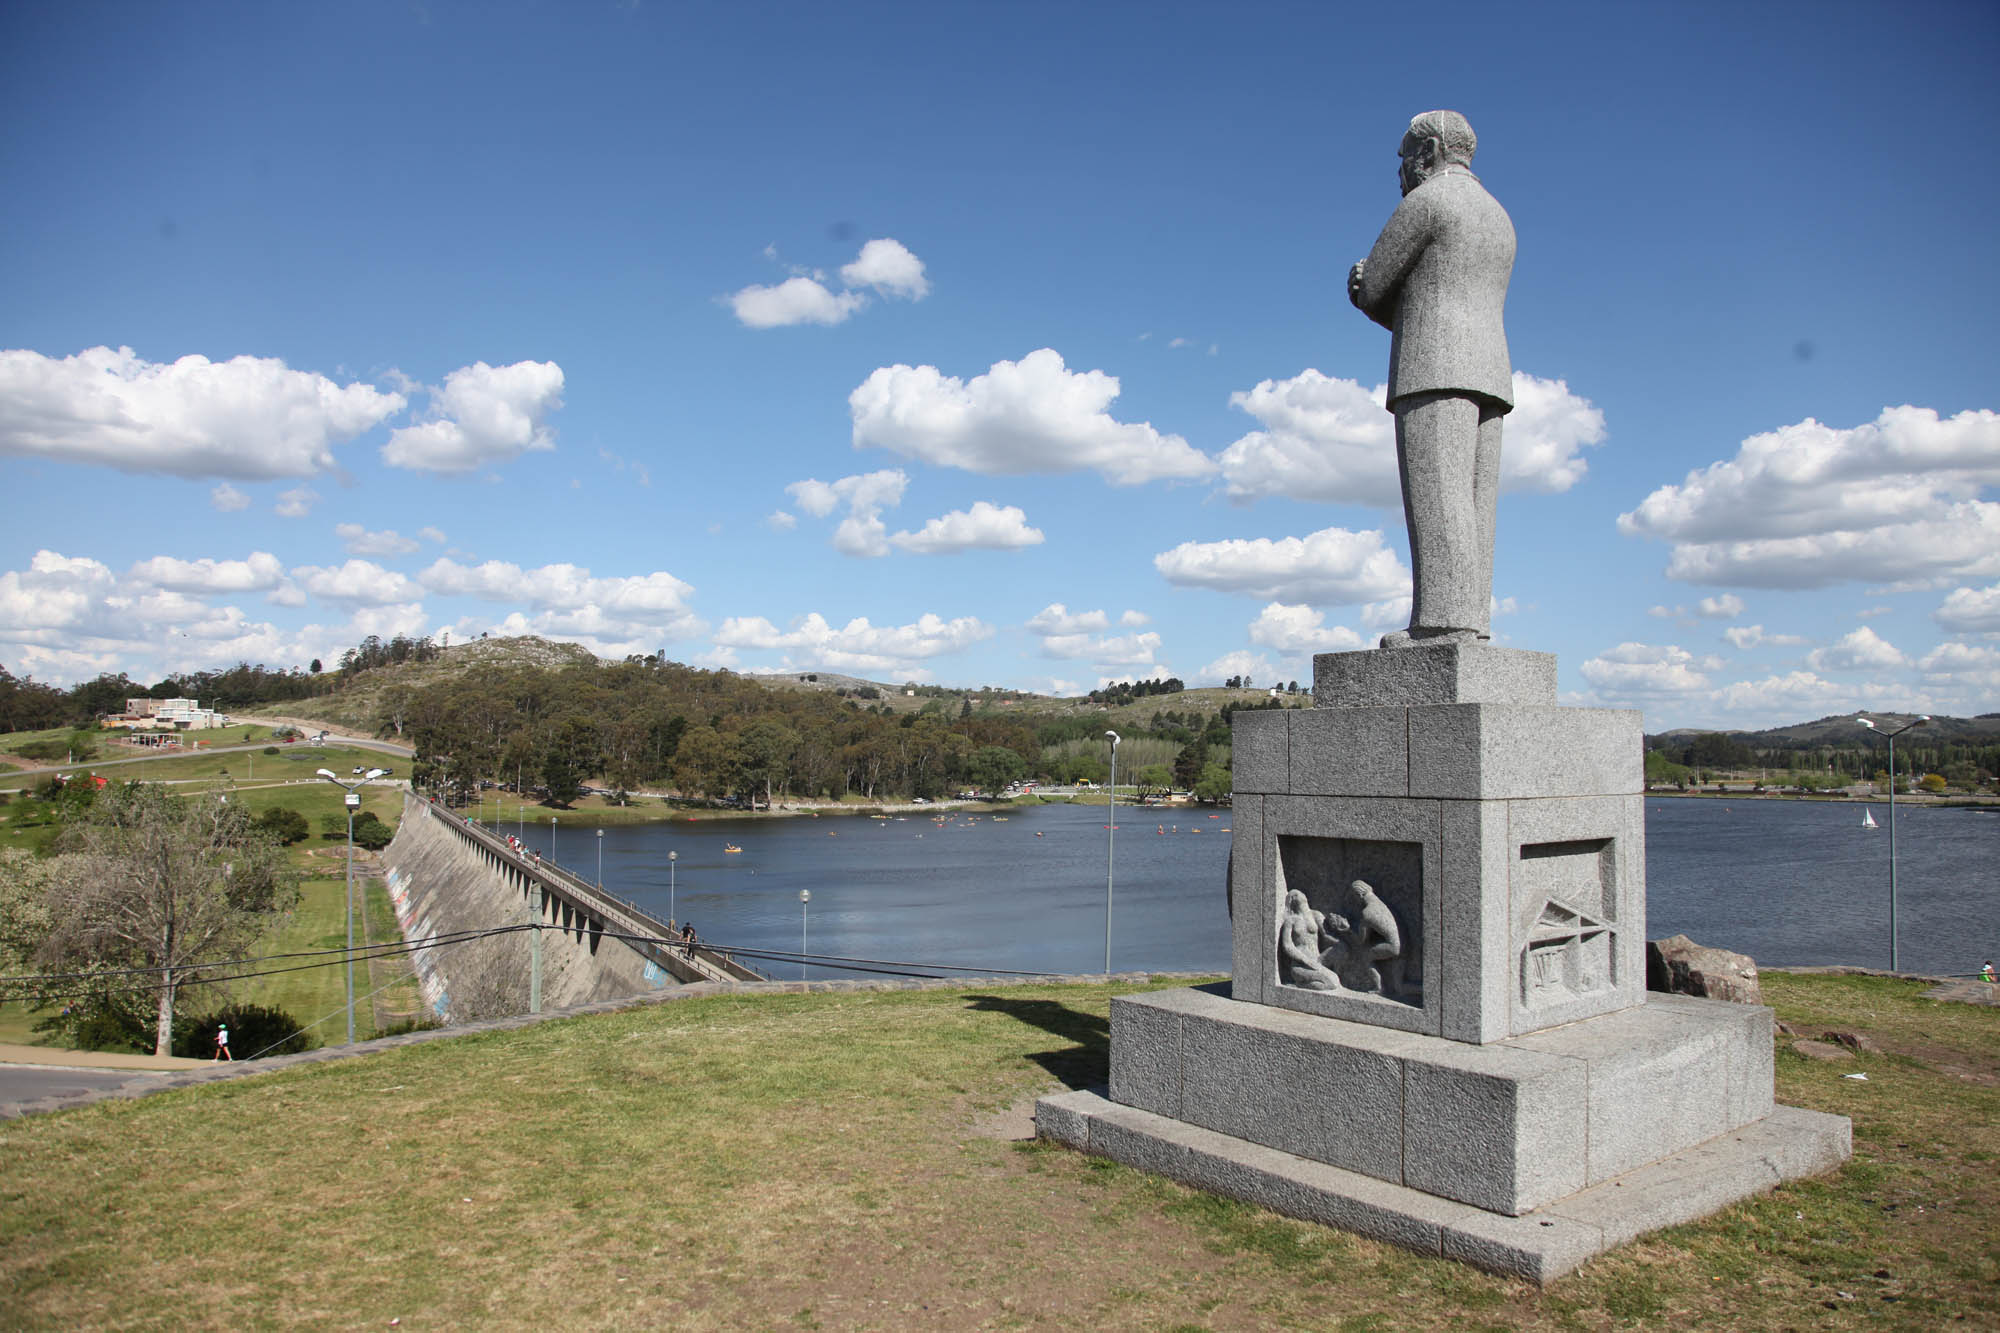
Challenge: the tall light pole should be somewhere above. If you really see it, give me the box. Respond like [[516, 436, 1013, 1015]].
[[596, 827, 604, 887], [317, 766, 386, 1045], [1105, 729, 1120, 975], [550, 815, 557, 865], [668, 850, 678, 928], [800, 888, 811, 980], [1857, 714, 1929, 972]]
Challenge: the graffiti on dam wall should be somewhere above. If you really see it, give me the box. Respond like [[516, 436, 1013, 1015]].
[[383, 864, 451, 1018]]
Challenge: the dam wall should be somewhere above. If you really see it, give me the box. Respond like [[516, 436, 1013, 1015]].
[[381, 794, 730, 1022]]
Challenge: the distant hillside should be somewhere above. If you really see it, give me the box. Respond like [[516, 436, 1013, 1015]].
[[268, 635, 599, 733], [265, 639, 1304, 739], [749, 666, 1303, 725], [1649, 712, 2000, 749]]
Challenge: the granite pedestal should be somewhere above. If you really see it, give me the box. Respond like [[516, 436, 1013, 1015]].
[[1037, 642, 1850, 1281]]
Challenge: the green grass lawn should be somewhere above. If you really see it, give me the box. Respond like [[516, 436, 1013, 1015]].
[[0, 745, 401, 855], [229, 868, 425, 1049], [0, 972, 1991, 1330]]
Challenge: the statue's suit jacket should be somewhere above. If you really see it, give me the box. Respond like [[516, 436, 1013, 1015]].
[[1353, 166, 1516, 411]]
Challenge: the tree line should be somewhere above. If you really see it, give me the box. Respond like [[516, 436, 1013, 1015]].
[[0, 634, 471, 736], [392, 657, 1277, 808], [1645, 727, 1999, 790]]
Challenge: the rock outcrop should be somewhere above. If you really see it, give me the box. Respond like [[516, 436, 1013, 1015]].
[[1646, 934, 1762, 1005]]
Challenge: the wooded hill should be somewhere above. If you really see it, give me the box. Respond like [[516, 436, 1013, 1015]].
[[1645, 712, 2000, 787], [245, 637, 1298, 806]]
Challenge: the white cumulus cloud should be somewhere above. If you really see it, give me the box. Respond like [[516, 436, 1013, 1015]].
[[1722, 624, 1809, 650], [210, 483, 250, 512], [1216, 370, 1604, 505], [890, 501, 1044, 554], [850, 348, 1215, 486], [1806, 626, 1906, 673], [291, 560, 423, 606], [128, 552, 287, 595], [1200, 649, 1276, 686], [785, 470, 909, 557], [1026, 604, 1111, 635], [1578, 643, 1722, 698], [729, 276, 867, 329], [275, 487, 319, 518], [730, 237, 928, 328], [1935, 583, 2000, 633], [1917, 641, 2000, 678], [421, 558, 694, 618], [1153, 526, 1410, 605], [713, 611, 992, 673], [380, 360, 565, 474], [1023, 603, 1163, 670], [1246, 602, 1367, 654], [335, 523, 420, 556], [1619, 406, 2000, 588], [840, 238, 929, 300], [0, 346, 405, 480]]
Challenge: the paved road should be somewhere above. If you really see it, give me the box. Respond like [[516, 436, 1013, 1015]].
[[0, 1063, 164, 1104]]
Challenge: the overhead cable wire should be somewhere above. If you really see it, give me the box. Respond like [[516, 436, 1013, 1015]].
[[0, 926, 512, 987], [0, 926, 531, 1004]]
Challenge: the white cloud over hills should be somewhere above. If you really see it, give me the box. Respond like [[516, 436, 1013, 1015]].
[[1620, 406, 2000, 588], [850, 348, 1215, 486], [0, 346, 405, 479], [380, 360, 566, 474], [1153, 526, 1410, 606], [0, 346, 569, 482], [714, 611, 992, 674]]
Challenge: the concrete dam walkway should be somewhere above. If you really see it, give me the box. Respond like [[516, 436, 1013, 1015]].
[[381, 793, 762, 1022]]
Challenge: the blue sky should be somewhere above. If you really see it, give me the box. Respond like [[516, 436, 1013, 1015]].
[[3, 0, 1996, 730]]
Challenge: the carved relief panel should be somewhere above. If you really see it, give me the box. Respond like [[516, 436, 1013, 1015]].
[[1274, 836, 1422, 1008], [1516, 838, 1616, 1010]]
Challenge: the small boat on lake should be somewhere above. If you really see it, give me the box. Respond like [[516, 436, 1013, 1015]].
[[1863, 809, 1879, 829], [724, 843, 743, 854]]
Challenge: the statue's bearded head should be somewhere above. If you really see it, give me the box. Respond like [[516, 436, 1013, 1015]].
[[1398, 109, 1478, 196]]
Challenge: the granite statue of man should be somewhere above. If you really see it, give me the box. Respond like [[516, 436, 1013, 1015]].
[[1348, 110, 1515, 646]]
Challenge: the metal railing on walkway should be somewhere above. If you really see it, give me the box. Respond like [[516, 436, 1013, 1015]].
[[412, 795, 767, 984]]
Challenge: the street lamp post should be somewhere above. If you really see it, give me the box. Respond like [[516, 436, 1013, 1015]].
[[550, 815, 557, 866], [800, 888, 811, 980], [317, 766, 387, 1045], [1857, 714, 1929, 972], [1105, 729, 1120, 975], [668, 850, 678, 928], [596, 827, 604, 887]]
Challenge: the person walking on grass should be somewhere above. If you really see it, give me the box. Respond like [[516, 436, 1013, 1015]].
[[1982, 960, 1995, 985], [213, 1022, 233, 1061]]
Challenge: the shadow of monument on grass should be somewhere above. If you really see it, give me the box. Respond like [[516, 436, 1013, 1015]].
[[962, 994, 1109, 1090]]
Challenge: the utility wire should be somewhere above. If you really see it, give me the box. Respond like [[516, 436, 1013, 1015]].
[[0, 927, 507, 986], [0, 927, 530, 1004]]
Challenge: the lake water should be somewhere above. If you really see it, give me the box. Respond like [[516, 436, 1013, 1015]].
[[493, 798, 2000, 982]]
